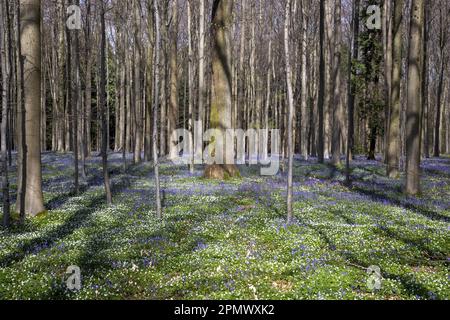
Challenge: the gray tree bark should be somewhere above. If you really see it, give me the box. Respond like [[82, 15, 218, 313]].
[[168, 0, 179, 160], [285, 0, 294, 223], [18, 0, 45, 216], [1, 0, 11, 227], [387, 0, 403, 178], [99, 0, 112, 205], [204, 0, 239, 179], [405, 0, 424, 195], [153, 0, 162, 218], [317, 0, 326, 164], [331, 0, 343, 166]]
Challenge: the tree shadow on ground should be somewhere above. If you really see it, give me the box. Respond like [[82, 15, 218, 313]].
[[332, 207, 447, 260], [0, 174, 132, 269], [299, 214, 443, 299], [350, 184, 449, 223], [306, 161, 450, 223], [45, 165, 127, 210]]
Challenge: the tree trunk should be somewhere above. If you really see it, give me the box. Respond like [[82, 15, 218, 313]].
[[285, 0, 294, 223], [383, 0, 393, 163], [153, 0, 162, 218], [187, 0, 194, 173], [331, 0, 343, 166], [196, 0, 206, 161], [346, 0, 360, 183], [18, 0, 45, 217], [99, 0, 112, 205], [1, 0, 11, 227], [317, 0, 326, 164], [71, 0, 80, 193], [168, 0, 179, 160], [422, 2, 429, 159], [144, 3, 154, 163], [16, 0, 27, 222], [204, 0, 239, 180], [387, 0, 403, 178], [405, 0, 424, 195], [300, 0, 308, 160], [84, 0, 92, 157], [133, 1, 143, 164], [434, 10, 446, 158]]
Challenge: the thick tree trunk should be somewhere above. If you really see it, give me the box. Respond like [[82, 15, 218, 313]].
[[204, 0, 239, 180], [18, 0, 45, 216], [405, 0, 424, 195]]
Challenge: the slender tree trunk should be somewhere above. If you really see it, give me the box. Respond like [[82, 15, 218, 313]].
[[84, 1, 92, 157], [57, 1, 65, 152], [122, 65, 127, 170], [144, 7, 155, 161], [6, 0, 13, 166], [71, 0, 80, 193], [263, 38, 272, 160], [238, 0, 245, 133], [285, 0, 294, 224], [434, 11, 446, 158], [324, 0, 334, 160], [346, 0, 360, 184], [317, 0, 326, 164], [383, 0, 393, 163], [422, 2, 429, 159], [300, 0, 308, 160], [331, 0, 343, 166], [187, 0, 194, 173], [196, 0, 206, 161], [168, 0, 179, 160], [1, 0, 11, 227], [144, 5, 154, 163], [125, 39, 131, 154], [65, 13, 72, 153], [160, 7, 167, 157], [133, 0, 143, 164], [16, 0, 27, 222], [405, 0, 424, 195], [100, 0, 112, 205], [153, 0, 162, 219], [387, 0, 403, 178]]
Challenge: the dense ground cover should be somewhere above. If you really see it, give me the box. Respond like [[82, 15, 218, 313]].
[[0, 153, 449, 300]]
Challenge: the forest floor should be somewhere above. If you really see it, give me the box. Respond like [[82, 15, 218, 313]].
[[0, 152, 449, 300]]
